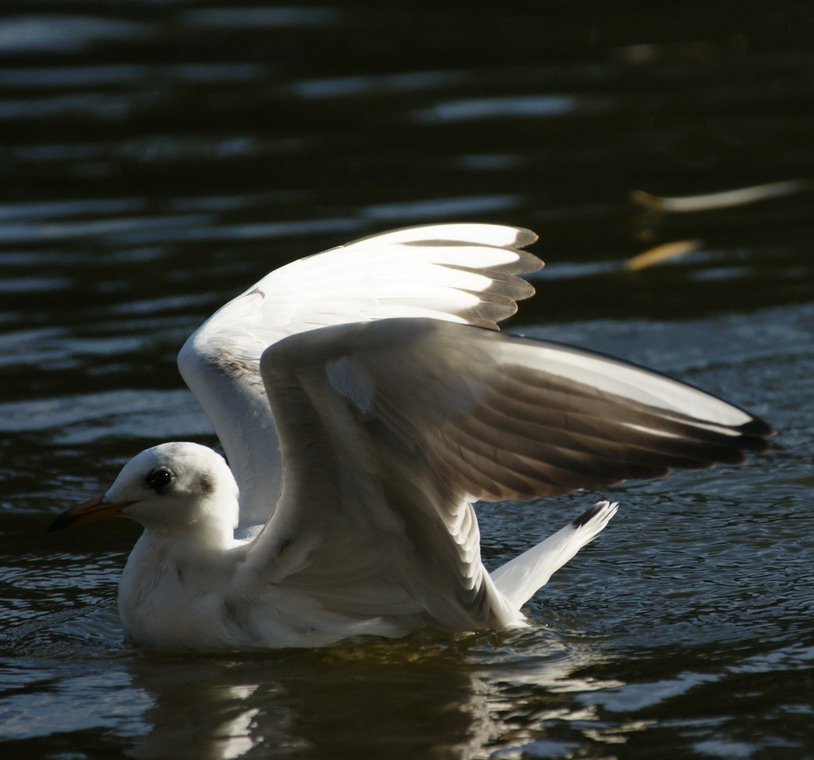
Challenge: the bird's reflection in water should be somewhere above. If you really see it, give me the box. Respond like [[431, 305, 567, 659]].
[[124, 629, 623, 759], [125, 657, 270, 760]]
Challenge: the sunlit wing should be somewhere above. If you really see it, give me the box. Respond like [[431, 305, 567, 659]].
[[243, 318, 773, 631], [177, 224, 542, 529]]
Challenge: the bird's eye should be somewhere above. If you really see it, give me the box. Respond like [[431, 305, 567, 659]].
[[145, 468, 174, 492]]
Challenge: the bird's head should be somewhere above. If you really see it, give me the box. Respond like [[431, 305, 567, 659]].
[[49, 442, 239, 535]]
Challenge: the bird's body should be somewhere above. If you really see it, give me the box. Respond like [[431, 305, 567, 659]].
[[50, 224, 773, 650], [97, 443, 619, 650]]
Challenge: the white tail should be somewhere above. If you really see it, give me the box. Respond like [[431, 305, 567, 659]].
[[491, 501, 619, 611]]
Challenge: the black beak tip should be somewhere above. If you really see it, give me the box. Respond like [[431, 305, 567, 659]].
[[47, 512, 72, 533]]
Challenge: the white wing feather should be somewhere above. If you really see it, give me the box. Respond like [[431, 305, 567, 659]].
[[491, 500, 619, 610], [177, 224, 542, 530]]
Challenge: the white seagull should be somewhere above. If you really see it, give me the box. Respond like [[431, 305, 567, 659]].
[[49, 224, 773, 650]]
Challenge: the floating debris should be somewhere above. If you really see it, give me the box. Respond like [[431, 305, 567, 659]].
[[631, 179, 810, 214], [626, 240, 701, 271]]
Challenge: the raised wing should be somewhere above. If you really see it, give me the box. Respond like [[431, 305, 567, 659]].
[[177, 224, 542, 530], [244, 318, 773, 634]]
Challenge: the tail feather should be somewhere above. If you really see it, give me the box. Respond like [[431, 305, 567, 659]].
[[490, 500, 619, 611]]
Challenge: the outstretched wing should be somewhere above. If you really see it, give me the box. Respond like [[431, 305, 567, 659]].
[[244, 318, 772, 633], [177, 224, 542, 530]]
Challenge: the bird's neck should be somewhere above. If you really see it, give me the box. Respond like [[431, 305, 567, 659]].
[[118, 519, 240, 649], [122, 505, 238, 599], [141, 514, 236, 562]]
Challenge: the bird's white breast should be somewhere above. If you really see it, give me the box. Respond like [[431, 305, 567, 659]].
[[117, 533, 245, 649]]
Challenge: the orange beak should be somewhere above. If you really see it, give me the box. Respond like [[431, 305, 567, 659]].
[[48, 495, 135, 532]]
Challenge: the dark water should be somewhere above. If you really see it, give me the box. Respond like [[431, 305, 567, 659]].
[[2, 2, 814, 758]]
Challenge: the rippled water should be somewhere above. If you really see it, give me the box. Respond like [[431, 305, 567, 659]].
[[1, 3, 813, 758]]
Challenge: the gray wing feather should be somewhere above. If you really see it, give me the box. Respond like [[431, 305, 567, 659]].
[[246, 318, 772, 630]]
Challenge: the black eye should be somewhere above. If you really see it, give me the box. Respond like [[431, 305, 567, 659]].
[[145, 468, 174, 492]]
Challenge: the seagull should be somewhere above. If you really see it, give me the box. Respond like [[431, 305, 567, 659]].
[[49, 224, 774, 650]]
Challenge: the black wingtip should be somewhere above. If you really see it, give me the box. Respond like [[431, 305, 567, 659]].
[[572, 501, 606, 528], [740, 416, 777, 442]]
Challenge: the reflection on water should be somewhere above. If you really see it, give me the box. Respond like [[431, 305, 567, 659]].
[[8, 615, 810, 759], [1, 0, 814, 758], [0, 16, 153, 55], [1, 620, 630, 759]]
